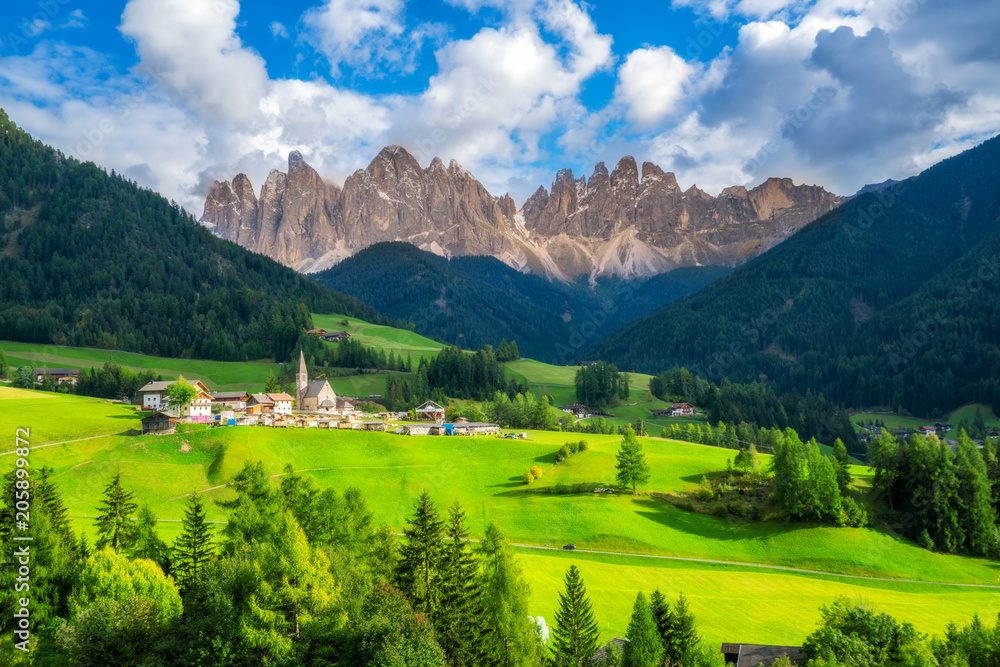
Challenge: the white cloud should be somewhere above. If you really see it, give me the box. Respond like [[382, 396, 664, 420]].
[[270, 22, 289, 39], [119, 0, 269, 124], [615, 46, 695, 127]]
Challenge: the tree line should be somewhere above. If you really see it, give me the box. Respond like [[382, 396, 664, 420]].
[[574, 362, 630, 409]]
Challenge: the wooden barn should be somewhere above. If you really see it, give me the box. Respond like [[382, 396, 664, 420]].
[[141, 411, 177, 435]]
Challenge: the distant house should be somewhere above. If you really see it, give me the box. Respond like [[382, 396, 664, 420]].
[[306, 328, 328, 336], [187, 389, 214, 422], [300, 379, 337, 412], [721, 644, 804, 667], [268, 393, 294, 415], [559, 404, 588, 419], [337, 397, 356, 415], [668, 402, 695, 416], [141, 411, 177, 435], [36, 368, 81, 385], [137, 379, 211, 411], [211, 391, 250, 411], [321, 331, 351, 342], [247, 393, 275, 414], [416, 401, 445, 421], [577, 361, 600, 367], [918, 425, 938, 436]]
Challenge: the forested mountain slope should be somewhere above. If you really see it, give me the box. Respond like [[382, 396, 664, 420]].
[[588, 134, 1000, 417], [312, 242, 727, 362], [0, 110, 381, 362]]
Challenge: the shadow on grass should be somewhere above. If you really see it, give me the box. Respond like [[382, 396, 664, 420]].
[[631, 497, 820, 543]]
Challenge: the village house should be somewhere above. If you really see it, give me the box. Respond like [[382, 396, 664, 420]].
[[668, 402, 695, 416], [415, 400, 446, 420], [576, 360, 600, 367], [448, 422, 500, 436], [306, 328, 328, 336], [720, 644, 804, 666], [136, 379, 211, 411], [35, 368, 81, 385], [321, 331, 351, 342], [141, 410, 177, 435], [187, 388, 213, 422], [559, 404, 589, 419], [211, 391, 249, 411], [268, 393, 294, 415], [247, 393, 274, 414]]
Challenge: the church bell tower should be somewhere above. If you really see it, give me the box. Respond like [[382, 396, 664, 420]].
[[295, 349, 308, 408]]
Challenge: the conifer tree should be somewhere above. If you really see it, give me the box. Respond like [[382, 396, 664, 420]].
[[438, 502, 485, 667], [954, 431, 997, 555], [94, 472, 138, 554], [479, 520, 543, 667], [615, 426, 651, 494], [396, 491, 445, 619], [663, 594, 699, 664], [173, 492, 214, 592], [129, 505, 172, 573], [622, 592, 662, 667], [549, 565, 600, 667], [0, 348, 7, 380], [649, 590, 673, 656]]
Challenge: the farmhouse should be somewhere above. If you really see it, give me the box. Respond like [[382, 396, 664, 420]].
[[306, 328, 328, 336], [321, 331, 351, 342], [247, 393, 275, 414], [669, 402, 695, 416], [559, 404, 588, 419], [577, 360, 600, 367], [416, 400, 445, 420], [268, 393, 294, 415], [36, 368, 81, 385], [187, 389, 213, 422], [136, 379, 211, 411], [720, 644, 804, 666], [211, 391, 249, 411], [141, 410, 177, 435]]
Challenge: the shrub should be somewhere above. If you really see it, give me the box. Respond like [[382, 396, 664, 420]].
[[918, 528, 935, 551], [558, 444, 570, 458], [841, 496, 869, 528], [696, 488, 714, 502], [530, 465, 543, 479], [522, 472, 534, 485], [727, 500, 746, 517], [553, 483, 568, 494], [554, 453, 565, 464], [578, 440, 588, 451], [712, 503, 728, 517]]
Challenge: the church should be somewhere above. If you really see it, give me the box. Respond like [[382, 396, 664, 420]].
[[295, 350, 339, 413]]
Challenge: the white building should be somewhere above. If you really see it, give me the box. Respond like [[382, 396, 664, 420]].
[[137, 379, 211, 414]]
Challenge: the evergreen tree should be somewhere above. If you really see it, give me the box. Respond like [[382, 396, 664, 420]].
[[172, 493, 214, 592], [264, 371, 280, 393], [622, 592, 662, 667], [94, 472, 137, 555], [128, 505, 172, 574], [438, 502, 485, 667], [0, 348, 7, 380], [479, 521, 543, 667], [615, 427, 651, 494], [649, 590, 673, 657], [396, 492, 445, 619], [548, 565, 600, 667], [664, 594, 699, 665], [954, 431, 997, 556]]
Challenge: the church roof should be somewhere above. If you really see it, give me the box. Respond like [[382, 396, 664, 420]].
[[303, 379, 333, 398], [298, 349, 307, 377]]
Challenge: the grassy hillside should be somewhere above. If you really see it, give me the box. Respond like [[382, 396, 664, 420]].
[[3, 388, 997, 647], [503, 359, 654, 406], [310, 313, 447, 361]]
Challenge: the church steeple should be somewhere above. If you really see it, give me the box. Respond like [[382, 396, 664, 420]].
[[295, 348, 308, 408]]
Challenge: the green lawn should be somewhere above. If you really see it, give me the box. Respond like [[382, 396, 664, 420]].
[[0, 341, 280, 390], [311, 314, 447, 361], [5, 387, 999, 648]]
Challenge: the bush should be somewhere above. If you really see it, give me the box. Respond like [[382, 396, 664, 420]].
[[522, 472, 534, 485], [918, 528, 935, 551], [727, 500, 746, 516], [558, 444, 570, 458], [578, 440, 588, 451], [553, 483, 568, 494], [530, 465, 543, 479], [841, 496, 869, 528], [696, 488, 714, 502], [712, 503, 728, 517]]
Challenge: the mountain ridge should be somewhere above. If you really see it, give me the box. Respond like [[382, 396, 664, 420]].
[[201, 147, 841, 281]]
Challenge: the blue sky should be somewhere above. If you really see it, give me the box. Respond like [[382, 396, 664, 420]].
[[1, 0, 998, 213]]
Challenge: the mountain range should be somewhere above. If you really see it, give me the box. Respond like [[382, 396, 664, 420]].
[[200, 147, 840, 280]]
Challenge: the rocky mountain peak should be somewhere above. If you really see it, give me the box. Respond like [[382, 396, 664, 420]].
[[202, 146, 842, 280]]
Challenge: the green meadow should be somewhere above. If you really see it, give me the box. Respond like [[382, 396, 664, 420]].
[[3, 387, 998, 647], [310, 313, 447, 361], [852, 404, 1000, 438]]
